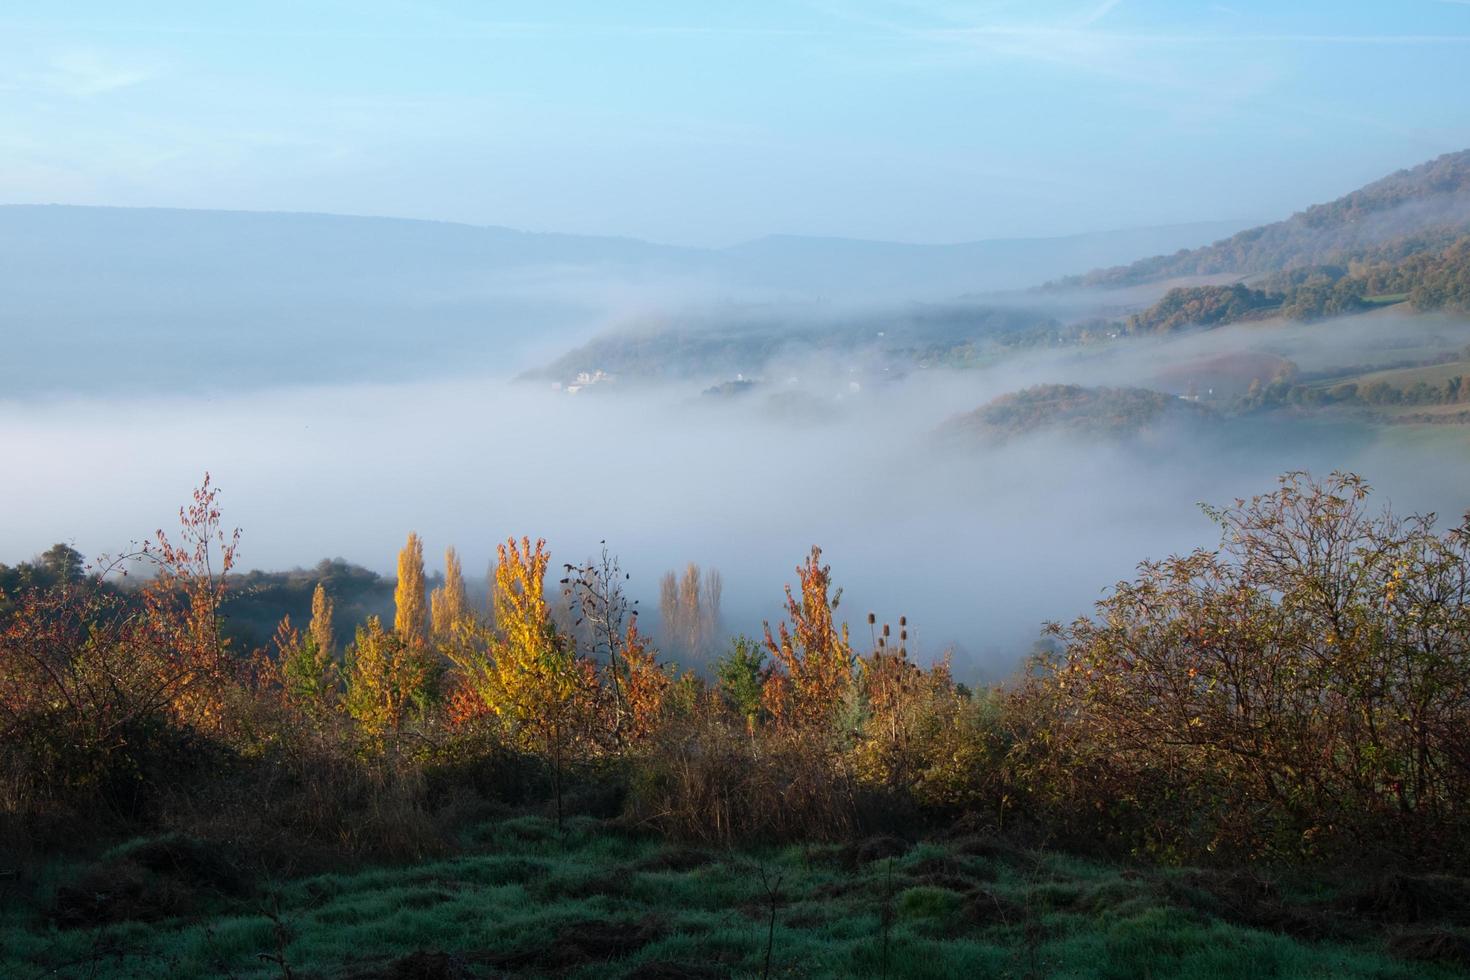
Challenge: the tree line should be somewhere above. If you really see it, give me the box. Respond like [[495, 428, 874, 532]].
[[1, 472, 1467, 872]]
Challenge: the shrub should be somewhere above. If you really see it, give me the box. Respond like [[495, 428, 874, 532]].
[[1024, 472, 1470, 865]]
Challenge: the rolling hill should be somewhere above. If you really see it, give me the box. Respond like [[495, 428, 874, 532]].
[[938, 384, 1214, 444], [0, 204, 1242, 395], [1059, 149, 1470, 289]]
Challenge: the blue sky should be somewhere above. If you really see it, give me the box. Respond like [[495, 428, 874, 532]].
[[2, 1, 1469, 245]]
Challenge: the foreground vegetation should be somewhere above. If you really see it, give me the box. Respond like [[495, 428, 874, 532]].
[[1, 471, 1468, 975], [7, 815, 1470, 979]]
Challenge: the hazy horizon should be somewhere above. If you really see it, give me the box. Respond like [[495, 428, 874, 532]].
[[0, 202, 1255, 251]]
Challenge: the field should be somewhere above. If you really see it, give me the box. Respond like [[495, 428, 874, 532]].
[[4, 815, 1467, 980], [1310, 358, 1470, 393]]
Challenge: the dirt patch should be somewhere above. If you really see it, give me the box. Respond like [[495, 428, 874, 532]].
[[623, 959, 732, 979], [487, 916, 666, 971], [783, 906, 831, 929], [399, 889, 456, 910], [634, 846, 717, 873], [124, 835, 252, 895], [950, 836, 1015, 862], [1337, 873, 1470, 925], [964, 889, 1024, 927], [1387, 929, 1470, 968], [835, 836, 910, 869], [812, 877, 871, 900], [385, 950, 476, 980], [906, 853, 989, 893], [911, 872, 982, 895], [49, 835, 253, 928], [554, 870, 635, 899], [1163, 870, 1344, 941]]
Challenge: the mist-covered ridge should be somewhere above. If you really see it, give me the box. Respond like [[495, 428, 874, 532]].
[[1057, 148, 1470, 289]]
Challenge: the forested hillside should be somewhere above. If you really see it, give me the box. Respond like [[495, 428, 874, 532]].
[[1124, 234, 1470, 334], [939, 384, 1212, 442], [535, 304, 1074, 386], [1060, 149, 1470, 289]]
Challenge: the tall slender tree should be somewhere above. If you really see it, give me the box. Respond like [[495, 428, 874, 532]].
[[678, 563, 703, 653], [702, 568, 723, 650], [762, 546, 854, 730], [475, 537, 596, 829], [394, 532, 427, 646], [658, 571, 680, 647], [309, 581, 335, 656], [659, 562, 724, 663], [431, 546, 469, 640]]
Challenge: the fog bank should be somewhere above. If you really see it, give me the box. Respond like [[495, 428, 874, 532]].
[[4, 361, 1467, 681]]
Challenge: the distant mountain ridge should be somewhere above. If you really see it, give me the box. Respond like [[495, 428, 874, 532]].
[[714, 222, 1248, 297], [0, 204, 1245, 395], [0, 204, 1245, 298], [1060, 149, 1470, 289]]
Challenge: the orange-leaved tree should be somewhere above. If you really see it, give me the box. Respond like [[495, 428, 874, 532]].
[[134, 472, 241, 732], [620, 616, 671, 743], [0, 474, 240, 811], [761, 546, 855, 730]]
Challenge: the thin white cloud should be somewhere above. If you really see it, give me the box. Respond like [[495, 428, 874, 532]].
[[25, 49, 156, 97], [808, 0, 1470, 97], [1076, 0, 1124, 28], [919, 26, 1470, 47]]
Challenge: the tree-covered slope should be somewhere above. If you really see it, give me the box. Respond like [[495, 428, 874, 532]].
[[939, 384, 1213, 442], [1061, 149, 1470, 289]]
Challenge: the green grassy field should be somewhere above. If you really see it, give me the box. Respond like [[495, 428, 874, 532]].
[[4, 815, 1466, 979]]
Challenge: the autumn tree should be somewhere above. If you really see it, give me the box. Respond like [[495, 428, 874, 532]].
[[454, 537, 597, 827], [620, 617, 671, 743], [309, 581, 335, 657], [345, 615, 429, 739], [394, 532, 427, 646], [137, 473, 242, 731], [1034, 472, 1470, 863], [702, 567, 722, 648], [0, 475, 241, 809], [761, 547, 854, 730], [430, 546, 469, 642], [658, 562, 723, 664], [271, 615, 339, 717]]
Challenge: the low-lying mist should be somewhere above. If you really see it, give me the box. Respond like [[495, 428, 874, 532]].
[[6, 328, 1468, 681]]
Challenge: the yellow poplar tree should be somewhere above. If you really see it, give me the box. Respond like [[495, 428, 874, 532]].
[[453, 537, 596, 827], [431, 546, 469, 640], [394, 532, 428, 646], [309, 581, 335, 656]]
